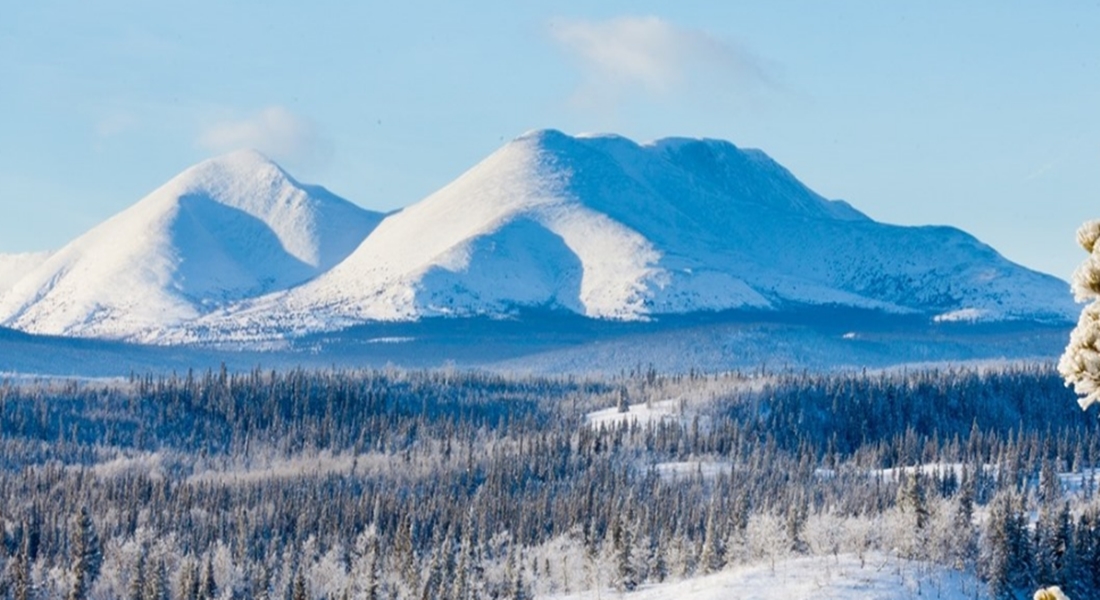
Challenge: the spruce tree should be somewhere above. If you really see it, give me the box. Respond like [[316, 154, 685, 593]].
[[11, 547, 30, 600], [67, 507, 102, 600], [200, 555, 217, 600], [144, 557, 168, 600], [128, 552, 146, 600], [785, 492, 809, 555], [952, 468, 978, 569], [986, 493, 1014, 599], [1060, 219, 1100, 408], [616, 387, 630, 414], [700, 504, 726, 574], [612, 513, 637, 592], [177, 559, 197, 600], [292, 570, 308, 600], [367, 535, 382, 600], [1008, 494, 1036, 594], [451, 534, 469, 600]]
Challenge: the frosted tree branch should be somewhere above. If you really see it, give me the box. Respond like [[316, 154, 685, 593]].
[[1059, 220, 1100, 410]]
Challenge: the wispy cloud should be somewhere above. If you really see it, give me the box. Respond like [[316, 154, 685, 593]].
[[196, 106, 330, 169], [548, 16, 774, 110]]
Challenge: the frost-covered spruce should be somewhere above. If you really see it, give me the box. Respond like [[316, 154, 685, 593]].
[[1034, 585, 1070, 600], [1060, 219, 1100, 409], [67, 507, 102, 600]]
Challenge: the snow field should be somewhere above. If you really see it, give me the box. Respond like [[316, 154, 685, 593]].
[[543, 553, 989, 600]]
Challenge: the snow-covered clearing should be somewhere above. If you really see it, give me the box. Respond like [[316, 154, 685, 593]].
[[875, 463, 977, 481], [586, 399, 684, 429], [586, 374, 768, 429], [545, 554, 989, 600], [1059, 469, 1100, 495], [653, 460, 731, 480]]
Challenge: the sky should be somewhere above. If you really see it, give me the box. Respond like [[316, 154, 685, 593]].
[[0, 1, 1097, 280]]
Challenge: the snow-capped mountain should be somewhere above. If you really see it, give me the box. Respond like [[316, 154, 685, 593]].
[[0, 150, 383, 339], [175, 129, 1072, 341], [1, 132, 1074, 345]]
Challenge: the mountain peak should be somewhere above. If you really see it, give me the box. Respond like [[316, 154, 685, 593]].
[[515, 128, 570, 143], [155, 149, 294, 203], [183, 149, 283, 181], [499, 131, 865, 223], [203, 147, 277, 165], [0, 152, 383, 339]]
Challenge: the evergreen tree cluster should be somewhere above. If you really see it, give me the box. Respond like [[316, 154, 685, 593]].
[[0, 365, 1094, 598]]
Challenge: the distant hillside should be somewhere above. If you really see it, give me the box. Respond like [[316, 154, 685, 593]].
[[0, 150, 383, 339]]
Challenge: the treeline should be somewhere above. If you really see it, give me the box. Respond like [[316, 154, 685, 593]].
[[0, 365, 1095, 599]]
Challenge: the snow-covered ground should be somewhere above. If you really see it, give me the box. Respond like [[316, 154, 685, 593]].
[[586, 374, 766, 429], [0, 250, 50, 292], [874, 463, 1100, 500], [544, 554, 989, 600], [586, 399, 685, 429], [875, 463, 977, 481], [653, 460, 732, 480], [1059, 468, 1100, 494]]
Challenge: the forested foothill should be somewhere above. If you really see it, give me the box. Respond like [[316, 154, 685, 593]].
[[0, 364, 1096, 599]]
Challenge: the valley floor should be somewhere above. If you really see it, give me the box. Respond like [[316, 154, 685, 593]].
[[0, 309, 1073, 377]]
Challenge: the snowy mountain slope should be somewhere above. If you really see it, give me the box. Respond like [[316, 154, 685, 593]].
[[0, 150, 383, 339], [282, 130, 741, 321], [173, 129, 1072, 342], [564, 131, 1070, 321], [0, 251, 50, 292]]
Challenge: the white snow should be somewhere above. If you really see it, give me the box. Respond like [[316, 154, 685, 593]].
[[1058, 468, 1100, 495], [273, 129, 705, 324], [545, 554, 990, 600], [0, 131, 1076, 344], [874, 463, 980, 481], [1060, 219, 1100, 409], [0, 150, 383, 339], [0, 251, 51, 292], [654, 460, 732, 480], [933, 308, 990, 323], [364, 336, 415, 344], [586, 399, 684, 429], [189, 450, 363, 484], [174, 129, 1071, 343]]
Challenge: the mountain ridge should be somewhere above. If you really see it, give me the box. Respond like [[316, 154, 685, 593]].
[[161, 129, 1072, 343], [0, 132, 1075, 345]]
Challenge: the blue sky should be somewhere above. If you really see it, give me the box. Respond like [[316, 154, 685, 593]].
[[1, 1, 1097, 279]]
